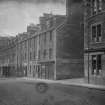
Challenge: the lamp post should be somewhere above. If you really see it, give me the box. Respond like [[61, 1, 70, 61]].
[[84, 0, 90, 83]]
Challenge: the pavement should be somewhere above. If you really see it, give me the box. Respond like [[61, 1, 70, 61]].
[[18, 77, 105, 90], [0, 77, 105, 105]]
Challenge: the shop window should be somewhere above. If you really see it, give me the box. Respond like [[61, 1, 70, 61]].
[[97, 55, 102, 75], [92, 55, 97, 75], [92, 54, 102, 75]]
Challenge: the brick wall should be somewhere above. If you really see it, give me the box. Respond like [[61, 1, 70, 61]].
[[56, 23, 84, 79], [55, 0, 84, 80]]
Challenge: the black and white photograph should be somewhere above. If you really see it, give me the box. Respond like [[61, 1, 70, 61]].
[[0, 0, 105, 105]]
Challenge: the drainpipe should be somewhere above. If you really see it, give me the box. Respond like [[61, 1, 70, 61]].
[[84, 0, 90, 83]]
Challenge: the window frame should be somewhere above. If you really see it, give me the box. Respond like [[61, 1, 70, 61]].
[[91, 0, 102, 16], [91, 54, 102, 75], [91, 23, 102, 43], [49, 48, 53, 59], [43, 49, 47, 59], [49, 31, 53, 41]]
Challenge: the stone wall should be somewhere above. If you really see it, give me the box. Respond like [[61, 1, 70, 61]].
[[55, 0, 84, 80]]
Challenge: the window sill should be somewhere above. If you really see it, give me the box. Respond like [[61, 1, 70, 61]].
[[91, 74, 102, 77], [90, 41, 102, 44]]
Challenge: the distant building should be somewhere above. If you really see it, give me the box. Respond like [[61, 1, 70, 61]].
[[84, 0, 105, 85], [0, 36, 17, 77], [16, 32, 29, 77]]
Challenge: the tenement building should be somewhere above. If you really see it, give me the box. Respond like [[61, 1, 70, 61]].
[[16, 24, 40, 77], [31, 0, 84, 80], [23, 6, 84, 80], [16, 32, 28, 77], [0, 0, 84, 80], [0, 36, 17, 77], [19, 0, 84, 80], [36, 14, 63, 79], [57, 0, 84, 79], [16, 14, 66, 79], [84, 0, 105, 85]]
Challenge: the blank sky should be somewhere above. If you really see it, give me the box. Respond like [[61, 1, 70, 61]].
[[0, 0, 66, 36]]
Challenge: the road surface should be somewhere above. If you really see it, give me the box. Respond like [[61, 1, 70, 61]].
[[0, 78, 105, 105]]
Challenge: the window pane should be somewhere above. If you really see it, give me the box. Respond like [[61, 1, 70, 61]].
[[50, 31, 52, 41], [97, 24, 101, 42], [43, 49, 46, 58], [97, 0, 102, 12], [97, 55, 101, 75], [49, 48, 53, 59], [92, 26, 96, 40], [92, 55, 97, 75], [97, 24, 101, 37], [92, 0, 97, 15], [44, 33, 46, 44]]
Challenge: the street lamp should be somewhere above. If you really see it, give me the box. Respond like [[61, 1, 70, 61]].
[[84, 0, 91, 84]]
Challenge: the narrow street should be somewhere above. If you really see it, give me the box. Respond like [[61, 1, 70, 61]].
[[0, 78, 105, 105]]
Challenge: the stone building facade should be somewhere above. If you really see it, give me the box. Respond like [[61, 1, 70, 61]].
[[55, 0, 84, 79], [16, 8, 84, 80], [0, 37, 17, 77], [24, 0, 84, 80], [84, 0, 105, 85], [0, 0, 84, 80], [16, 14, 66, 79]]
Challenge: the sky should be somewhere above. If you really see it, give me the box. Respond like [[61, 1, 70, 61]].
[[0, 0, 66, 36]]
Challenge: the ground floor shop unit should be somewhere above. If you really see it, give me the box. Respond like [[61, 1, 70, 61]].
[[27, 61, 55, 80], [84, 49, 105, 85], [0, 66, 16, 77], [25, 58, 83, 80]]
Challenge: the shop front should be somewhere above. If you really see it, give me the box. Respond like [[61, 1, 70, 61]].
[[37, 61, 55, 80]]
